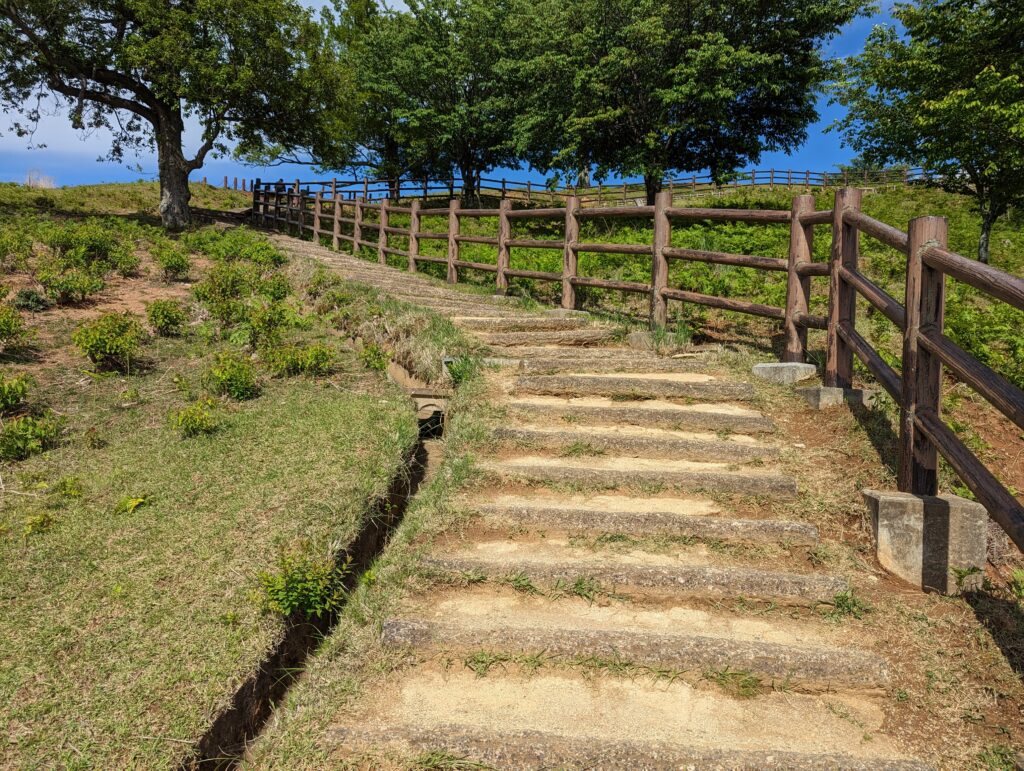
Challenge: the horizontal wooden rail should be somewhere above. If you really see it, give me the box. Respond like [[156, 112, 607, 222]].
[[661, 288, 785, 320], [382, 225, 409, 236], [507, 238, 564, 249], [664, 247, 787, 272], [923, 246, 1024, 310], [455, 235, 499, 245], [505, 207, 564, 219], [843, 210, 909, 253], [381, 246, 410, 258], [453, 259, 499, 272], [505, 267, 561, 281], [796, 262, 830, 277], [574, 242, 651, 256], [836, 321, 901, 400], [794, 312, 828, 330], [456, 208, 499, 217], [799, 209, 834, 226], [418, 231, 448, 240], [577, 205, 654, 218], [667, 207, 790, 223], [570, 276, 650, 294], [840, 266, 907, 328]]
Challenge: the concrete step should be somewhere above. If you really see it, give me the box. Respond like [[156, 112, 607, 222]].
[[493, 424, 777, 462], [498, 356, 713, 375], [473, 494, 817, 543], [507, 396, 776, 433], [480, 455, 796, 496], [453, 316, 588, 332], [481, 328, 617, 347], [423, 539, 846, 603], [488, 345, 668, 360], [331, 722, 927, 770], [383, 616, 888, 691], [515, 373, 755, 401]]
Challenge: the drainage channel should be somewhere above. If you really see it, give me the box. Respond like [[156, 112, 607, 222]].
[[182, 374, 448, 768]]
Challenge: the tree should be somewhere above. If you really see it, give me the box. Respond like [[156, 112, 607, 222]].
[[0, 0, 322, 230], [833, 0, 1024, 263], [506, 0, 866, 204]]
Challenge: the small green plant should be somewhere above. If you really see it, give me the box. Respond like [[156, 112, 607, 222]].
[[1009, 569, 1024, 601], [146, 299, 188, 337], [0, 372, 32, 414], [193, 262, 259, 324], [444, 355, 479, 386], [559, 441, 605, 458], [114, 494, 150, 515], [504, 570, 542, 595], [976, 744, 1016, 770], [0, 412, 63, 461], [266, 343, 334, 377], [259, 273, 291, 301], [37, 267, 105, 304], [203, 352, 260, 400], [0, 305, 27, 350], [359, 343, 390, 371], [258, 542, 348, 618], [705, 667, 763, 698], [820, 588, 872, 622], [171, 398, 219, 437], [153, 242, 191, 281], [22, 511, 55, 540], [71, 312, 145, 372], [952, 565, 985, 593], [11, 288, 50, 312]]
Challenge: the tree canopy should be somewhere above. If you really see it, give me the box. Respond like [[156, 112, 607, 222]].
[[832, 0, 1024, 263], [0, 0, 323, 229], [505, 0, 867, 203]]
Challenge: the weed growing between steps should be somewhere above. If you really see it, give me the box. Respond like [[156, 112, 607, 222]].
[[0, 200, 422, 767]]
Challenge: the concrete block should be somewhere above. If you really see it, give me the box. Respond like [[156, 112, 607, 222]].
[[863, 489, 988, 595], [796, 386, 878, 410], [626, 330, 655, 350], [751, 362, 817, 384]]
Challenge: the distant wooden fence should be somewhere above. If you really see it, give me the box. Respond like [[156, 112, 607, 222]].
[[252, 182, 1024, 553]]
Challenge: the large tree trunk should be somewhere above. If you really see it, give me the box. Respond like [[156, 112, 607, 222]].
[[459, 164, 479, 207], [156, 122, 193, 231], [644, 173, 662, 206]]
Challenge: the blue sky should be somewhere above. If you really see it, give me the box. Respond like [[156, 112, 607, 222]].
[[0, 4, 896, 189]]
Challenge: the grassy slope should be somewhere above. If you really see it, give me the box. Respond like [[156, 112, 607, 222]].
[[0, 180, 251, 218], [0, 182, 420, 767]]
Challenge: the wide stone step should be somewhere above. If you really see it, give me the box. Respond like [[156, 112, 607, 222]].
[[515, 373, 755, 401], [493, 424, 777, 462], [480, 456, 796, 496], [507, 396, 776, 433], [489, 345, 668, 360], [502, 356, 713, 374], [383, 617, 887, 691], [473, 495, 817, 543], [453, 316, 588, 332], [481, 328, 617, 347], [423, 541, 846, 602], [332, 723, 926, 771]]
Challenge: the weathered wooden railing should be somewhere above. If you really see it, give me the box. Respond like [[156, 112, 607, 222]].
[[253, 183, 1024, 552]]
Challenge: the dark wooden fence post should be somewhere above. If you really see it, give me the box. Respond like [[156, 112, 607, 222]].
[[252, 178, 261, 225], [447, 198, 460, 283], [899, 215, 949, 494], [353, 198, 363, 256], [651, 189, 672, 328], [313, 192, 323, 242], [377, 198, 390, 265], [496, 198, 512, 294], [783, 194, 816, 362], [332, 194, 341, 250], [825, 187, 863, 387], [561, 195, 580, 309], [408, 200, 421, 273]]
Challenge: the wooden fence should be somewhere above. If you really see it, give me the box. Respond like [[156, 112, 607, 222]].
[[252, 184, 1024, 553]]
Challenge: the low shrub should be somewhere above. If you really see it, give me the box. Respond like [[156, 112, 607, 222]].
[[0, 412, 63, 461], [171, 398, 219, 437], [359, 343, 390, 371], [11, 289, 50, 312], [0, 226, 33, 268], [0, 306, 27, 350], [184, 226, 286, 267], [71, 312, 145, 372], [246, 301, 289, 349], [0, 373, 32, 413], [146, 299, 188, 337], [193, 262, 259, 325], [445, 355, 479, 387], [258, 542, 348, 618], [40, 218, 138, 276], [259, 273, 291, 301], [203, 352, 260, 400], [266, 343, 334, 376], [153, 242, 191, 281], [37, 267, 105, 305]]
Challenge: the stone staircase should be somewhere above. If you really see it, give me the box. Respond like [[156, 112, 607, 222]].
[[269, 237, 930, 769]]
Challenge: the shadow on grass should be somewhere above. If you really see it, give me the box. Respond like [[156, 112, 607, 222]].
[[965, 590, 1024, 679]]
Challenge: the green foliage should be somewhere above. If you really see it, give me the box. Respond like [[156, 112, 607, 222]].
[[444, 355, 479, 386], [38, 218, 139, 276], [0, 372, 32, 414], [11, 288, 50, 312], [0, 225, 33, 268], [193, 262, 261, 325], [153, 243, 191, 281], [266, 343, 335, 377], [259, 272, 291, 301], [833, 0, 1024, 262], [203, 352, 261, 400], [71, 312, 145, 372], [820, 588, 872, 622], [258, 542, 348, 618], [37, 266, 105, 304], [146, 299, 188, 337], [184, 227, 287, 267], [0, 305, 27, 349], [1009, 569, 1024, 602], [0, 412, 63, 461], [359, 343, 390, 371], [113, 494, 151, 515], [170, 399, 219, 438]]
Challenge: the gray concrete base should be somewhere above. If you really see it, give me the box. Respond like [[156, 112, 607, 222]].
[[751, 362, 817, 384], [863, 490, 988, 595], [796, 386, 878, 410], [543, 308, 589, 318]]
